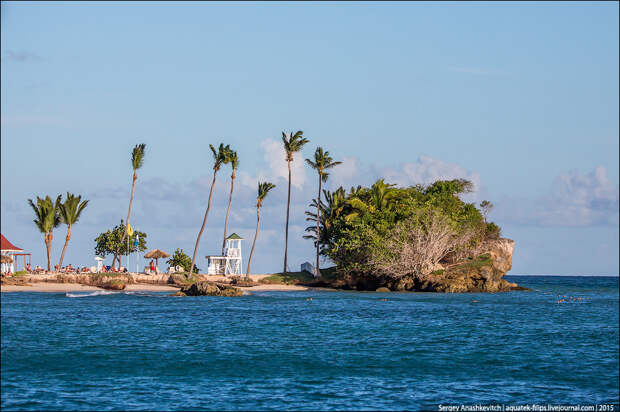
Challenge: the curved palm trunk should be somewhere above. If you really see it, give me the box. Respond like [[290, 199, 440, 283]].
[[222, 170, 236, 255], [118, 171, 137, 270], [189, 171, 218, 278], [316, 176, 322, 279], [45, 232, 53, 271], [58, 226, 71, 268], [247, 206, 260, 275], [283, 160, 292, 273]]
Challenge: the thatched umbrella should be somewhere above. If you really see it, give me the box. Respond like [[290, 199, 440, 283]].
[[144, 249, 170, 268], [1, 255, 13, 264]]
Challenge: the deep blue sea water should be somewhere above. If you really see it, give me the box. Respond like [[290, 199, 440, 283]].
[[2, 275, 619, 411]]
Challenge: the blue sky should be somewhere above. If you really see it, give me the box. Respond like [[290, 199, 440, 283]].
[[1, 2, 618, 275]]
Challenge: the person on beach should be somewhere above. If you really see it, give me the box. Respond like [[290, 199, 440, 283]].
[[149, 260, 155, 273]]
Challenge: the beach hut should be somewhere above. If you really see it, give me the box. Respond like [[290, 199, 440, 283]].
[[1, 234, 30, 274], [144, 249, 169, 270], [205, 233, 243, 275]]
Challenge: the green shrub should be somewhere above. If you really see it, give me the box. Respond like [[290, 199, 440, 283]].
[[166, 248, 200, 273], [485, 222, 501, 239], [259, 272, 315, 285]]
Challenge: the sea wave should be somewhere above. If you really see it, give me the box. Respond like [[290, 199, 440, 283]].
[[65, 291, 119, 298]]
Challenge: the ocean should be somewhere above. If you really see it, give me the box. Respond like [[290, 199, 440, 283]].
[[1, 276, 618, 410]]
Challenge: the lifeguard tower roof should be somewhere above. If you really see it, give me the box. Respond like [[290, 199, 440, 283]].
[[226, 233, 243, 240]]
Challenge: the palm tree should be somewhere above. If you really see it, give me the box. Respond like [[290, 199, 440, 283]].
[[222, 149, 239, 255], [247, 181, 276, 275], [480, 200, 493, 223], [28, 195, 62, 271], [188, 143, 231, 278], [305, 147, 341, 278], [281, 130, 309, 273], [347, 179, 395, 218], [57, 193, 89, 268], [118, 143, 146, 269], [304, 187, 347, 254]]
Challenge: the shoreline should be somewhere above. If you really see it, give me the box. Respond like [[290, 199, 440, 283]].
[[0, 282, 327, 293]]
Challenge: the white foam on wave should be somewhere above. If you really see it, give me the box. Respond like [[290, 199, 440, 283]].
[[65, 290, 119, 298]]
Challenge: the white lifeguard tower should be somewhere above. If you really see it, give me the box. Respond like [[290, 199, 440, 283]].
[[205, 233, 243, 275]]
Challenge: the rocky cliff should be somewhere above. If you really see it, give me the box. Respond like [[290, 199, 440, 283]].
[[414, 238, 523, 292], [317, 238, 525, 293]]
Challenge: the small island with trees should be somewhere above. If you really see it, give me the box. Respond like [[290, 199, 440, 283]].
[[6, 132, 524, 295], [300, 178, 522, 292]]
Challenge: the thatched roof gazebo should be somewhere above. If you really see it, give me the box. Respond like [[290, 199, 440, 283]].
[[1, 234, 29, 274], [144, 249, 170, 268]]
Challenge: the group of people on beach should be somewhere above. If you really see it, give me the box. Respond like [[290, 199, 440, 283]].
[[9, 258, 159, 276]]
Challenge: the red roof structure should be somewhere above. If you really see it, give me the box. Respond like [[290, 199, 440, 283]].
[[1, 234, 24, 252]]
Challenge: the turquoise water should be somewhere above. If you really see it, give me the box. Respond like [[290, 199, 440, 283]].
[[2, 276, 618, 410]]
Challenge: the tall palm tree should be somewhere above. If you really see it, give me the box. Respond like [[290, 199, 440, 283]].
[[118, 143, 146, 269], [188, 143, 231, 278], [222, 149, 238, 255], [305, 147, 341, 278], [57, 193, 89, 268], [28, 195, 62, 271], [281, 130, 309, 273], [247, 181, 276, 275]]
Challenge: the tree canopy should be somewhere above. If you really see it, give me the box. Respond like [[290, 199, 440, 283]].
[[95, 220, 147, 265], [305, 178, 501, 279]]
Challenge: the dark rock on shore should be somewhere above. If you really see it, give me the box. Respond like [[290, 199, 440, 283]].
[[229, 276, 258, 287], [180, 281, 243, 297]]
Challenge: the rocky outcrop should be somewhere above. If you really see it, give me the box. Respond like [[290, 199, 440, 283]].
[[54, 273, 133, 290], [180, 281, 243, 297], [229, 276, 258, 287], [416, 238, 520, 293], [314, 238, 526, 293]]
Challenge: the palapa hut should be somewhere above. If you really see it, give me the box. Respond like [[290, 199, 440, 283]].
[[144, 249, 169, 270]]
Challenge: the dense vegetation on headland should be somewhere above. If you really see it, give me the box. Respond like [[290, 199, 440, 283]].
[[305, 178, 502, 283]]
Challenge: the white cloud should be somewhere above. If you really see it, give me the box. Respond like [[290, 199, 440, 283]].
[[259, 139, 306, 189], [329, 156, 360, 189], [3, 50, 43, 62], [497, 166, 619, 227], [380, 155, 482, 203]]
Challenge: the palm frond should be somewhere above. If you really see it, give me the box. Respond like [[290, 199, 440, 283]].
[[282, 130, 309, 155], [257, 181, 276, 207], [229, 150, 239, 170], [59, 192, 89, 226], [131, 143, 146, 170]]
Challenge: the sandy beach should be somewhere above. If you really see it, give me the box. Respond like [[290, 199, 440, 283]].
[[1, 280, 321, 293]]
